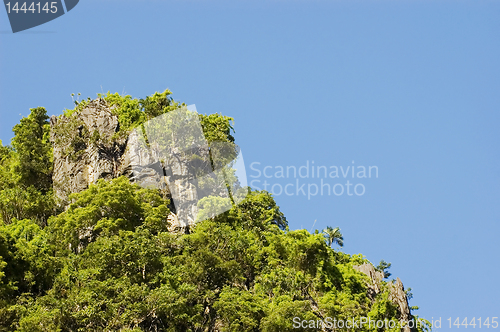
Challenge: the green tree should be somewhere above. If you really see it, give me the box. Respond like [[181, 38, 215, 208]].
[[0, 122, 54, 226], [47, 177, 170, 254], [139, 89, 178, 120], [11, 107, 52, 193], [0, 141, 11, 163], [376, 260, 392, 279], [322, 226, 343, 248]]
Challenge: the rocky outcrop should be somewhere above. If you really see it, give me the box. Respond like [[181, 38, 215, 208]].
[[354, 263, 415, 332], [51, 99, 183, 231], [50, 98, 174, 206], [353, 263, 384, 300], [50, 98, 128, 202], [388, 277, 414, 332]]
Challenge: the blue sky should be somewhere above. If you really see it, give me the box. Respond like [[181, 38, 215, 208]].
[[1, 0, 499, 328]]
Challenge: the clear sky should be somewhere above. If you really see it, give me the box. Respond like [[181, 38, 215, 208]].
[[1, 0, 499, 328]]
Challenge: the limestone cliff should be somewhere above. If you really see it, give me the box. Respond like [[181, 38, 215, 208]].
[[50, 98, 226, 230], [50, 98, 128, 201], [50, 98, 182, 228]]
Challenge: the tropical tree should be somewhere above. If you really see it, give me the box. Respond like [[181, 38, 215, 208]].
[[322, 226, 343, 248], [376, 259, 392, 279]]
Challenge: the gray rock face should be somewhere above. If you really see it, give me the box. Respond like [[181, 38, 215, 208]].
[[123, 126, 202, 230], [123, 129, 167, 192], [353, 263, 384, 299], [354, 263, 415, 332], [50, 98, 128, 202], [50, 99, 168, 199], [388, 277, 414, 332]]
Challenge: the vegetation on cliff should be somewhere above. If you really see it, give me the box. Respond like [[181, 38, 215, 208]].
[[0, 91, 429, 331]]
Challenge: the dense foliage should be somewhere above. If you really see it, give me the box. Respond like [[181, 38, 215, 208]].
[[0, 92, 429, 331], [0, 108, 55, 226]]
